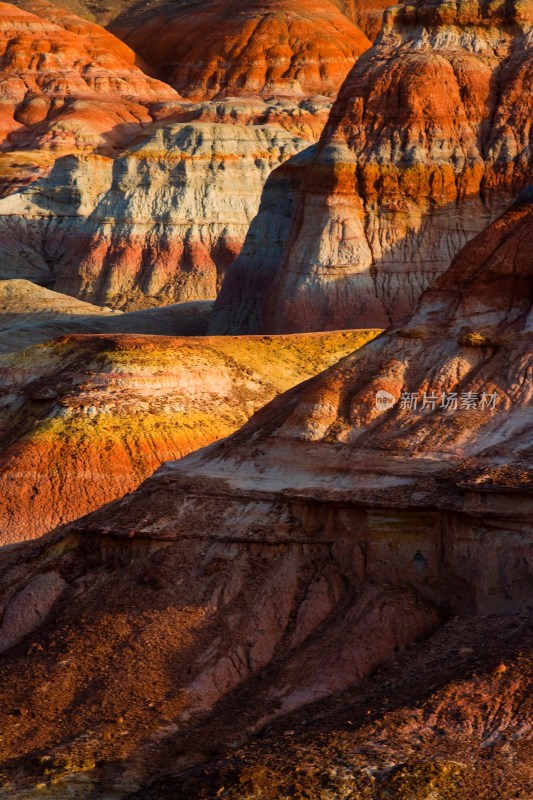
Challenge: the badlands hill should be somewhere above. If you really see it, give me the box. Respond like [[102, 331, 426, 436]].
[[0, 1, 177, 194], [8, 0, 393, 40], [0, 280, 213, 353], [0, 0, 373, 308], [0, 192, 529, 796], [0, 328, 376, 543], [0, 123, 311, 307], [111, 0, 371, 99], [211, 0, 533, 333]]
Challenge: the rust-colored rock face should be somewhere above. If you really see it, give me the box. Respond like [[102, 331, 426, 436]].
[[168, 616, 533, 800], [0, 1, 177, 193], [0, 197, 530, 796], [0, 329, 376, 544], [0, 122, 312, 307], [336, 0, 396, 40], [211, 0, 533, 334], [0, 0, 370, 309], [111, 0, 371, 100], [8, 0, 143, 65]]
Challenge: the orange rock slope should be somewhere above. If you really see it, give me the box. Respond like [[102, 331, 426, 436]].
[[7, 0, 144, 64], [0, 0, 372, 308], [111, 0, 371, 99], [211, 0, 533, 333], [0, 194, 529, 797], [336, 0, 395, 39], [11, 0, 394, 42], [0, 1, 177, 193], [0, 329, 377, 544]]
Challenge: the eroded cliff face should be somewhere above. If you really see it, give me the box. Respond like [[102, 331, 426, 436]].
[[0, 121, 311, 307], [161, 614, 533, 800], [0, 197, 529, 797], [207, 192, 532, 497], [0, 0, 369, 309], [336, 0, 396, 40], [0, 329, 376, 543], [0, 1, 177, 194], [211, 0, 533, 333], [111, 0, 371, 99]]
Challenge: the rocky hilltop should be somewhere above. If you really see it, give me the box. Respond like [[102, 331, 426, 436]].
[[0, 194, 529, 797], [112, 0, 371, 100], [211, 0, 533, 333], [0, 329, 375, 543], [0, 0, 372, 308], [0, 1, 177, 194]]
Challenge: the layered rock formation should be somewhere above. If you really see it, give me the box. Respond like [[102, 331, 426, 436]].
[[0, 121, 310, 307], [0, 0, 371, 309], [111, 0, 371, 99], [8, 0, 144, 65], [0, 328, 375, 543], [0, 193, 529, 796], [0, 1, 177, 194], [11, 0, 394, 42], [0, 279, 213, 353], [211, 0, 533, 334]]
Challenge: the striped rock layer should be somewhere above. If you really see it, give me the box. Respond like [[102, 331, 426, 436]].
[[0, 119, 312, 308], [211, 0, 533, 333], [0, 0, 373, 308], [0, 196, 530, 796], [0, 329, 376, 543], [0, 1, 177, 193], [111, 0, 371, 99]]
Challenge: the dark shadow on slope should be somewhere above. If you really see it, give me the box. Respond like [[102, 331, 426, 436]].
[[0, 300, 212, 355]]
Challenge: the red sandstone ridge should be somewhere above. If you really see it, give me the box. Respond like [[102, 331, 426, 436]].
[[8, 0, 143, 65], [0, 196, 529, 796], [0, 1, 177, 193], [111, 0, 371, 100], [210, 0, 533, 334]]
